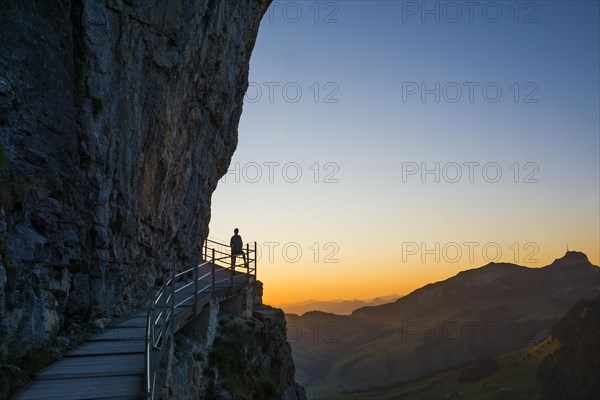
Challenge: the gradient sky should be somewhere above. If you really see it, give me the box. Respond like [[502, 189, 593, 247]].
[[209, 1, 600, 306]]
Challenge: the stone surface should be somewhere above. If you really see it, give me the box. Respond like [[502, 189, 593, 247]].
[[0, 0, 270, 357], [165, 283, 307, 400]]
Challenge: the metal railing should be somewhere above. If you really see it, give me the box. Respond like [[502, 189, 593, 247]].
[[203, 237, 258, 279], [144, 238, 257, 399]]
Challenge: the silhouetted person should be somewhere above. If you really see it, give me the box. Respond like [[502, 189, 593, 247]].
[[230, 228, 247, 268]]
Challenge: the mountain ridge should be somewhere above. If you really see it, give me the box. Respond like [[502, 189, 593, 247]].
[[288, 251, 599, 396], [351, 251, 599, 320]]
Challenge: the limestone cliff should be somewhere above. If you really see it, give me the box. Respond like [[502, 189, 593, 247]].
[[0, 0, 270, 358]]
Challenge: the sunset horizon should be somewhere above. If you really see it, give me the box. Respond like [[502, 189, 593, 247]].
[[258, 247, 599, 306]]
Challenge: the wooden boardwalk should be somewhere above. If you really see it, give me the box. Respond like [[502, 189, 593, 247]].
[[14, 262, 253, 400]]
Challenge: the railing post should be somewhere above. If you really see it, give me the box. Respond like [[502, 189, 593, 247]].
[[211, 248, 215, 295], [230, 258, 234, 295], [246, 243, 250, 276], [254, 241, 257, 279], [150, 292, 156, 344], [145, 306, 153, 398], [194, 262, 199, 316]]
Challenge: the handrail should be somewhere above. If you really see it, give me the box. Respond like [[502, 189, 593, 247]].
[[144, 238, 257, 399]]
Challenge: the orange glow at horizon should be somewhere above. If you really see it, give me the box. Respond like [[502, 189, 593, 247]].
[[258, 241, 600, 307], [210, 170, 599, 307]]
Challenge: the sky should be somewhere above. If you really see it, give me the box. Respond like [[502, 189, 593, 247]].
[[209, 0, 600, 306]]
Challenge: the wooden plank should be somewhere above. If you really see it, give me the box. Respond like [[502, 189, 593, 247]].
[[90, 327, 146, 341], [36, 354, 144, 379], [113, 317, 147, 328], [14, 374, 142, 400], [66, 340, 145, 357]]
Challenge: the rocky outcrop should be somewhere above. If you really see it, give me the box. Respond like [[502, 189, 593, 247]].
[[0, 0, 270, 357], [164, 281, 307, 400]]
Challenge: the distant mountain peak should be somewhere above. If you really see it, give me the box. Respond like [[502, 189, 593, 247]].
[[552, 251, 591, 266]]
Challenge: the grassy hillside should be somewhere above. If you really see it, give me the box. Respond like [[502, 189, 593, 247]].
[[315, 295, 600, 400], [537, 296, 600, 400], [316, 336, 559, 400]]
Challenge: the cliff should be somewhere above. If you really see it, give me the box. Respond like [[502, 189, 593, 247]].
[[165, 281, 307, 400], [0, 0, 270, 358]]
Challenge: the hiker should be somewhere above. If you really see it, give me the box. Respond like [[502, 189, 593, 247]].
[[230, 228, 247, 268]]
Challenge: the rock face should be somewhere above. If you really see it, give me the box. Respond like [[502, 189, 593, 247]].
[[165, 282, 307, 400], [0, 0, 270, 357]]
